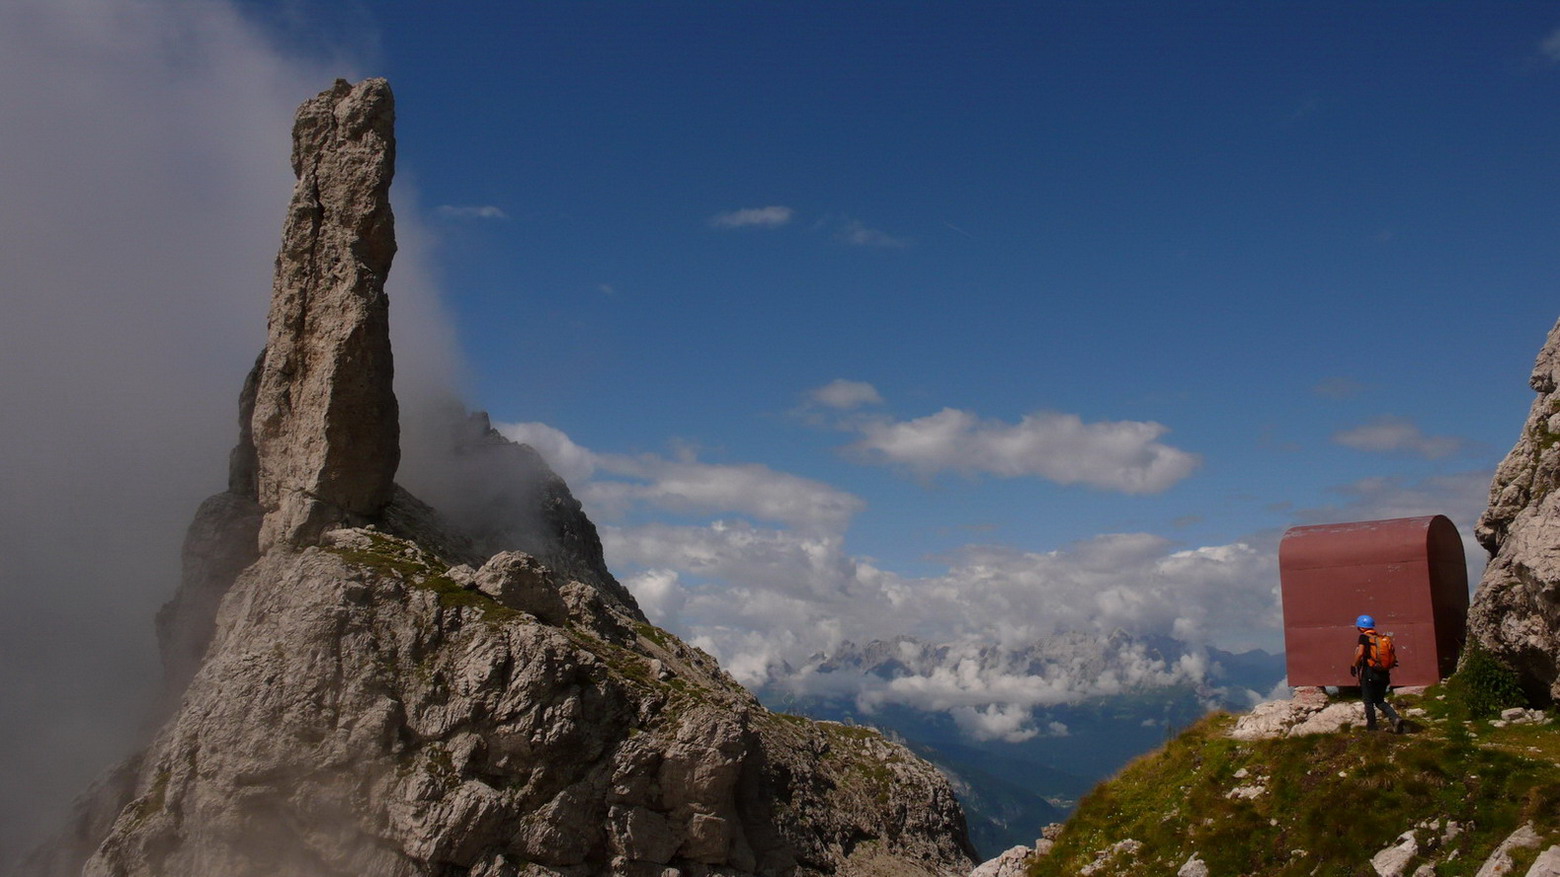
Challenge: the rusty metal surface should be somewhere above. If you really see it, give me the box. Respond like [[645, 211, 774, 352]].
[[1279, 515, 1468, 687]]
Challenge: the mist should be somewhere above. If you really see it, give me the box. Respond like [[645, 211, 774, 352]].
[[0, 1, 460, 861]]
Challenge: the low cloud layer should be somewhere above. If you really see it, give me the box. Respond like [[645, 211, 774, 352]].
[[510, 420, 1276, 675], [502, 415, 1487, 743]]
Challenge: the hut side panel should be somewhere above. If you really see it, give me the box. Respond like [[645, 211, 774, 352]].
[[1280, 515, 1467, 688]]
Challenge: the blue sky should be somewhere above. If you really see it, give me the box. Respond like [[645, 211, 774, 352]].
[[257, 3, 1559, 681], [337, 3, 1560, 656], [4, 3, 1560, 795]]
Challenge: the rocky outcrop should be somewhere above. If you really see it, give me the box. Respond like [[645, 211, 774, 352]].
[[31, 78, 976, 877], [252, 77, 400, 551], [1470, 316, 1560, 703], [82, 527, 973, 876]]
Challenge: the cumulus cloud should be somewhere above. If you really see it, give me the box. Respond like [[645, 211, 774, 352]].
[[952, 703, 1048, 743], [710, 205, 793, 229], [598, 515, 1278, 689], [846, 408, 1201, 493], [808, 379, 884, 410], [493, 420, 600, 485], [509, 422, 1274, 716], [1333, 415, 1467, 459], [435, 204, 507, 220], [509, 423, 1279, 743]]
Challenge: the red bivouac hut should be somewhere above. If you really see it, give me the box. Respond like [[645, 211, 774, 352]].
[[1279, 515, 1469, 688]]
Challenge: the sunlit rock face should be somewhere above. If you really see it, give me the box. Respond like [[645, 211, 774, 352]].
[[1470, 316, 1560, 703], [251, 77, 400, 552], [25, 79, 976, 877]]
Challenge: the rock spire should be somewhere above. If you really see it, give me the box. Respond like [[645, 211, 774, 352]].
[[1469, 316, 1560, 703], [252, 77, 400, 551]]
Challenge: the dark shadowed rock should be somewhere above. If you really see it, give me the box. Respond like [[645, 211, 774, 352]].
[[1469, 316, 1560, 703], [252, 77, 400, 551]]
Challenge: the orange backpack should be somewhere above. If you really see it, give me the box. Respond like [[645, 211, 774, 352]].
[[1365, 632, 1397, 670]]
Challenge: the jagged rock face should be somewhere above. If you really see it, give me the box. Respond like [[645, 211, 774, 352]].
[[83, 530, 974, 877], [1470, 316, 1560, 703], [252, 77, 400, 551]]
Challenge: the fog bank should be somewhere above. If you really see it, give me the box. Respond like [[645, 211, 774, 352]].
[[0, 1, 459, 861]]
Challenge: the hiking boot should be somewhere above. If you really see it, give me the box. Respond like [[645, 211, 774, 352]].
[[1393, 718, 1406, 734]]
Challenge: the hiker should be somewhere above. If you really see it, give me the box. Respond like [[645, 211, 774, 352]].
[[1350, 614, 1405, 733]]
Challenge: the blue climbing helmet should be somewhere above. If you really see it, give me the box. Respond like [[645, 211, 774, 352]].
[[1355, 614, 1376, 629]]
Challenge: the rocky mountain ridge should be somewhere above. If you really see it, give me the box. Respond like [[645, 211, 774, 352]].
[[21, 78, 974, 877]]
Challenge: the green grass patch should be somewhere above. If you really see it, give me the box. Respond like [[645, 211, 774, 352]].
[[634, 622, 674, 650], [1443, 644, 1529, 719], [1028, 712, 1560, 877], [328, 533, 521, 623]]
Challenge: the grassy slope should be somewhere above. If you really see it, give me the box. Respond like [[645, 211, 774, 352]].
[[1029, 693, 1560, 877]]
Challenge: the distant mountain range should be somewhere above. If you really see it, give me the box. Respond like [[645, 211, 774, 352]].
[[754, 633, 1286, 858]]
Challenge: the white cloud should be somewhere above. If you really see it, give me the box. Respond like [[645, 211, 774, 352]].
[[710, 205, 793, 229], [499, 422, 1273, 733], [836, 218, 908, 248], [622, 568, 686, 626], [951, 703, 1044, 743], [493, 421, 599, 485], [1333, 415, 1466, 459], [808, 379, 884, 410], [603, 515, 1278, 685], [847, 408, 1201, 493], [435, 204, 507, 220]]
